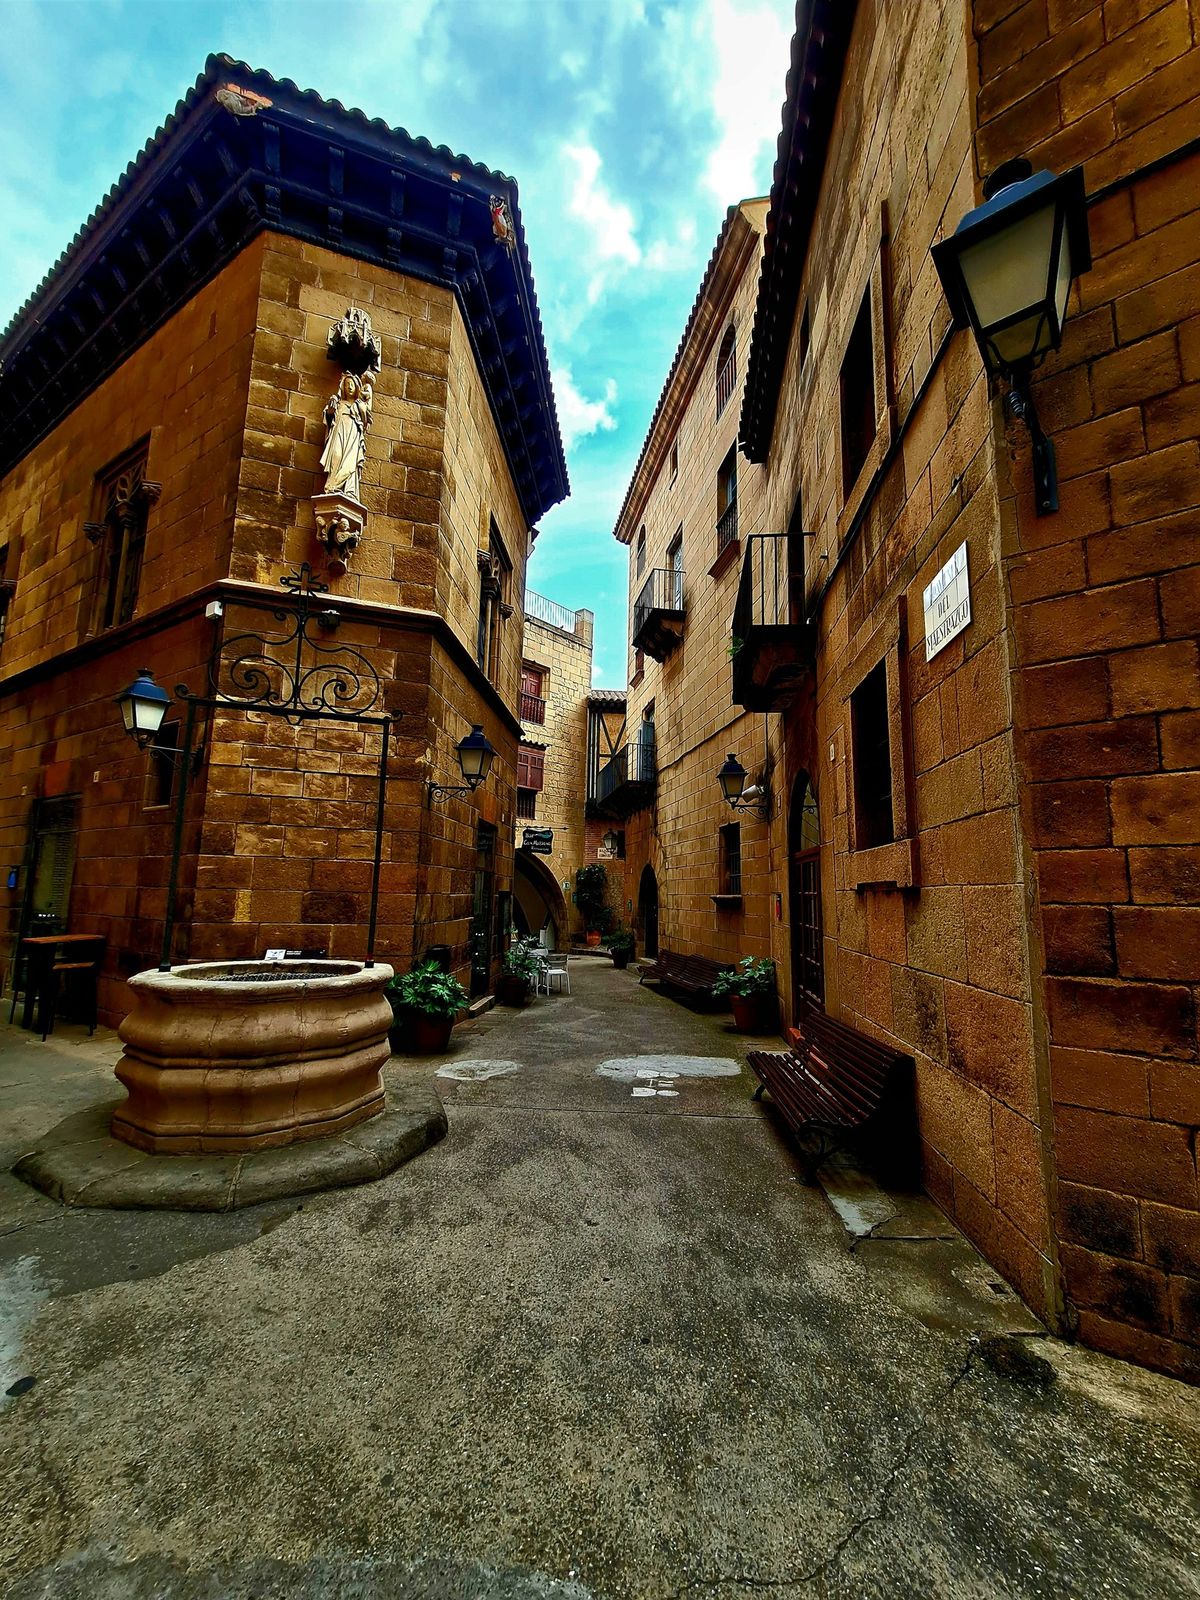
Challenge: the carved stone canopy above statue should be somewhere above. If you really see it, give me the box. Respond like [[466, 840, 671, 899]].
[[326, 306, 382, 377]]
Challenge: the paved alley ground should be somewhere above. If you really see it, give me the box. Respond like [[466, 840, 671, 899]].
[[1, 960, 1197, 1599]]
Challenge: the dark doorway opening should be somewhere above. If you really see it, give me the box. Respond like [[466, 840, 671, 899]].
[[638, 864, 659, 960], [789, 774, 823, 1017], [471, 822, 497, 997]]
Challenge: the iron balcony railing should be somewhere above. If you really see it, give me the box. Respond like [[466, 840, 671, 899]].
[[716, 499, 739, 555], [632, 567, 685, 654], [597, 737, 656, 805], [520, 690, 546, 724], [731, 533, 816, 712], [525, 589, 579, 634]]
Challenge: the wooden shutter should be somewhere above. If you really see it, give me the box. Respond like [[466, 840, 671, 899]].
[[517, 744, 545, 792]]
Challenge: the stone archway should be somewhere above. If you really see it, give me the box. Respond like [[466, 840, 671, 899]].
[[513, 849, 570, 950]]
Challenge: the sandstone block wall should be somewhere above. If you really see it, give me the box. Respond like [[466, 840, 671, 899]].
[[519, 605, 592, 940], [756, 0, 1056, 1318], [972, 0, 1200, 1378], [0, 231, 534, 1016]]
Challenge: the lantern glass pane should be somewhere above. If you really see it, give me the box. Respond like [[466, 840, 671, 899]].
[[1054, 217, 1073, 327], [135, 694, 168, 737], [993, 311, 1048, 367], [958, 204, 1055, 337], [119, 695, 137, 735]]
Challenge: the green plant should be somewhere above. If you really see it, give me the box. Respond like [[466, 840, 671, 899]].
[[711, 957, 777, 999], [608, 929, 636, 954], [727, 635, 745, 659], [387, 961, 468, 1019], [575, 862, 610, 932], [502, 944, 540, 984]]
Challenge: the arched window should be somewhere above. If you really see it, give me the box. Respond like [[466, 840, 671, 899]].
[[715, 325, 736, 416]]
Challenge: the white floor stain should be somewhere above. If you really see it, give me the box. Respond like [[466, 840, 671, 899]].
[[596, 1055, 741, 1081], [436, 1059, 522, 1083], [0, 1256, 49, 1399]]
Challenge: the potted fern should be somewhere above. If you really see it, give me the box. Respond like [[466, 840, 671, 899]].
[[712, 957, 778, 1033], [387, 961, 468, 1054], [497, 942, 539, 1006]]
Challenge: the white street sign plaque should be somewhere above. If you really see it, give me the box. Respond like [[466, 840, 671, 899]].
[[923, 541, 971, 661]]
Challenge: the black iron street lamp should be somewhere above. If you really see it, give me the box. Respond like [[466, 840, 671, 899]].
[[115, 668, 171, 748], [931, 159, 1091, 515], [428, 724, 497, 806], [717, 752, 769, 818]]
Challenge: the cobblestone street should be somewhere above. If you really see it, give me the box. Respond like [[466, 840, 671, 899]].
[[1, 960, 1196, 1599]]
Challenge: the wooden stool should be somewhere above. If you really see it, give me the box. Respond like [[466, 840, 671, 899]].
[[41, 960, 100, 1040]]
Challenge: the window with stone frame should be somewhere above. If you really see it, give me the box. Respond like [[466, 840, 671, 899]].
[[635, 526, 647, 577], [850, 660, 894, 849], [669, 440, 679, 484], [0, 543, 14, 652], [516, 787, 538, 820], [85, 440, 160, 633], [716, 444, 738, 554], [715, 324, 736, 416], [719, 821, 742, 896], [839, 286, 877, 499], [476, 520, 513, 682], [145, 720, 181, 810]]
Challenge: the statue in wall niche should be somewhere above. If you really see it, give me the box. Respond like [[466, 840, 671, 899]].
[[320, 372, 374, 503], [312, 306, 382, 576]]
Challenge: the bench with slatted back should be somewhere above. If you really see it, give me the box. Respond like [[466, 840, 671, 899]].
[[638, 949, 731, 996], [746, 1009, 914, 1183]]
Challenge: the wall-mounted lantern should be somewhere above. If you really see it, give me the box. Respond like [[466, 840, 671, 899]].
[[931, 159, 1091, 515], [428, 724, 497, 806], [116, 668, 171, 749], [716, 752, 770, 818]]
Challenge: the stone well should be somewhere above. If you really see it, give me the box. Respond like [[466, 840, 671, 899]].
[[111, 959, 393, 1154]]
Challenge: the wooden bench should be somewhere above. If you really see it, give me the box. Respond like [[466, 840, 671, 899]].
[[638, 949, 732, 998], [747, 1009, 914, 1183]]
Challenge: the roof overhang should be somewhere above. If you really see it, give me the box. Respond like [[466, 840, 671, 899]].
[[739, 0, 859, 463], [0, 54, 569, 523]]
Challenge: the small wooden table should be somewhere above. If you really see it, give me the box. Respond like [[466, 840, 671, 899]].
[[18, 934, 106, 1033]]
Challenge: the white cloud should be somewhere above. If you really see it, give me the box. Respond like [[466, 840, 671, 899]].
[[703, 0, 792, 203], [644, 215, 699, 273], [553, 364, 619, 451], [562, 140, 642, 305]]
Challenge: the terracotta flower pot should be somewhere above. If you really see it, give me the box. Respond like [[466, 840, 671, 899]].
[[731, 992, 777, 1034], [585, 931, 602, 947], [409, 1012, 454, 1054], [496, 975, 530, 1007]]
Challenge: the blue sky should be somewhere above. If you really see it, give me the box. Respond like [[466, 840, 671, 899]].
[[0, 0, 794, 685]]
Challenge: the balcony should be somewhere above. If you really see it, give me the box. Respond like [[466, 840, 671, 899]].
[[595, 737, 656, 818], [632, 567, 685, 662], [520, 690, 546, 724], [730, 533, 816, 712]]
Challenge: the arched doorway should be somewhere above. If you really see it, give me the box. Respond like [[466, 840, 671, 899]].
[[789, 773, 823, 1018], [513, 849, 569, 950], [638, 864, 659, 959]]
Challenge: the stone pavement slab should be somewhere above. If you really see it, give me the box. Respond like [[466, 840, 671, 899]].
[[1, 964, 1197, 1600]]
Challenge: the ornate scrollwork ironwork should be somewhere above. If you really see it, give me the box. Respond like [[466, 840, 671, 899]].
[[196, 564, 383, 720]]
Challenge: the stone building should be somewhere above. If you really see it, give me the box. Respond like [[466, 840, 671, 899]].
[[618, 0, 1199, 1378], [605, 198, 771, 967], [0, 55, 567, 1020], [513, 590, 594, 947]]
